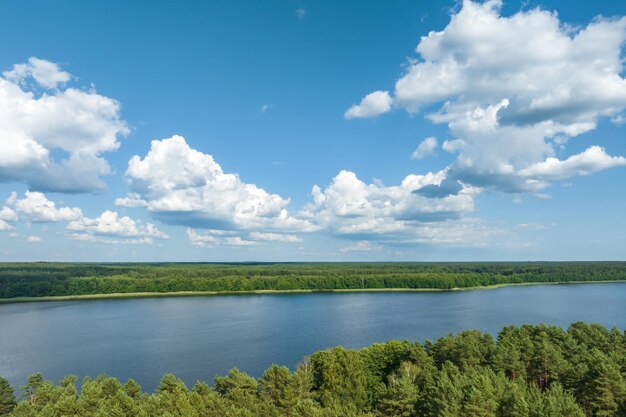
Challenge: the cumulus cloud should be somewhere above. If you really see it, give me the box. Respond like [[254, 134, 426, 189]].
[[348, 0, 626, 192], [300, 169, 476, 241], [67, 210, 168, 244], [518, 146, 626, 184], [0, 191, 166, 245], [26, 235, 42, 243], [186, 228, 219, 247], [3, 57, 71, 89], [9, 191, 82, 222], [411, 137, 438, 160], [344, 90, 392, 119], [120, 135, 315, 232], [186, 228, 257, 247], [0, 205, 18, 222], [339, 240, 380, 252], [442, 139, 465, 153], [120, 137, 480, 246], [248, 232, 302, 243], [406, 217, 502, 247], [0, 57, 129, 193], [114, 193, 148, 208], [392, 0, 626, 120], [225, 236, 257, 246], [0, 220, 12, 231]]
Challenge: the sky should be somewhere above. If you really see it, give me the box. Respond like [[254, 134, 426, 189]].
[[0, 0, 625, 262]]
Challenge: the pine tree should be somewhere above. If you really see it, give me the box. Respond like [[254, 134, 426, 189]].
[[260, 364, 291, 408], [0, 377, 16, 416], [376, 374, 419, 417], [542, 384, 585, 417], [577, 349, 626, 417]]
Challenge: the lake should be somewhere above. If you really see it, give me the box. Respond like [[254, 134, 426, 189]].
[[1, 283, 625, 391]]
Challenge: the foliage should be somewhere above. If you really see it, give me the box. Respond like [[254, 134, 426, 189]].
[[0, 377, 15, 416], [3, 322, 626, 416], [1, 262, 625, 299]]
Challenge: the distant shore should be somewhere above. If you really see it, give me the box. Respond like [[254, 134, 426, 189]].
[[0, 279, 624, 304]]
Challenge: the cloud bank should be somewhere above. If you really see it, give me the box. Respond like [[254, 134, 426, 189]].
[[347, 0, 626, 194]]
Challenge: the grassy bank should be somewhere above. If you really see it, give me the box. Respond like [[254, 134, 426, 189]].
[[1, 279, 624, 304]]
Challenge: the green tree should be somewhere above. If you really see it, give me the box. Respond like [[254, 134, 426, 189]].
[[124, 379, 142, 400], [0, 377, 16, 416], [154, 374, 198, 417], [577, 349, 626, 417], [497, 381, 529, 417], [259, 365, 291, 409], [376, 373, 419, 417], [541, 383, 585, 417], [310, 347, 369, 411], [529, 331, 567, 390], [214, 368, 258, 399]]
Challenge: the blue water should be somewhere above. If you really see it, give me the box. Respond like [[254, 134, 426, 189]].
[[0, 283, 624, 391]]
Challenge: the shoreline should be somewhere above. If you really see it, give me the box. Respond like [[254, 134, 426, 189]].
[[0, 279, 624, 304]]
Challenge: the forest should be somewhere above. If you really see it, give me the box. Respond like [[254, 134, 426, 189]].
[[0, 322, 624, 416], [0, 262, 625, 300]]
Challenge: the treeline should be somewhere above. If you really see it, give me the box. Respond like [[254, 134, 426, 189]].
[[1, 262, 625, 299], [1, 323, 625, 416]]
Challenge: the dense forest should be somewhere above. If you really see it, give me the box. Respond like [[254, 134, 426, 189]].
[[0, 262, 625, 300], [1, 322, 624, 416]]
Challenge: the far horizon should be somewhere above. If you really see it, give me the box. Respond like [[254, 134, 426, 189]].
[[1, 0, 625, 262]]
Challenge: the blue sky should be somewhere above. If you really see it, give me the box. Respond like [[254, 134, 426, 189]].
[[0, 0, 625, 261]]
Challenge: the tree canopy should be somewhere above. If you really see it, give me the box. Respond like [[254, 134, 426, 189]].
[[1, 262, 625, 299], [1, 322, 625, 416]]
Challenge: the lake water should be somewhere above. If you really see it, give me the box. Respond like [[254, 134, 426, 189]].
[[1, 283, 625, 391]]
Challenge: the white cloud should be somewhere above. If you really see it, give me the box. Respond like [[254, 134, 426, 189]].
[[122, 138, 484, 247], [120, 135, 315, 232], [0, 191, 164, 245], [260, 103, 273, 113], [225, 236, 257, 246], [3, 57, 71, 89], [518, 146, 626, 184], [186, 228, 257, 247], [411, 137, 438, 160], [26, 235, 42, 243], [300, 169, 476, 241], [392, 0, 626, 120], [0, 57, 129, 192], [344, 90, 392, 119], [67, 210, 168, 244], [407, 217, 502, 247], [114, 193, 148, 208], [442, 139, 465, 153], [68, 233, 157, 245], [295, 8, 306, 19], [0, 220, 12, 231], [0, 206, 17, 222], [339, 240, 380, 252], [249, 232, 302, 243], [10, 191, 82, 222], [186, 228, 219, 247], [349, 1, 626, 192]]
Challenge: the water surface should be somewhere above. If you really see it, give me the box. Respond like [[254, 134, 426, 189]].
[[1, 283, 624, 391]]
